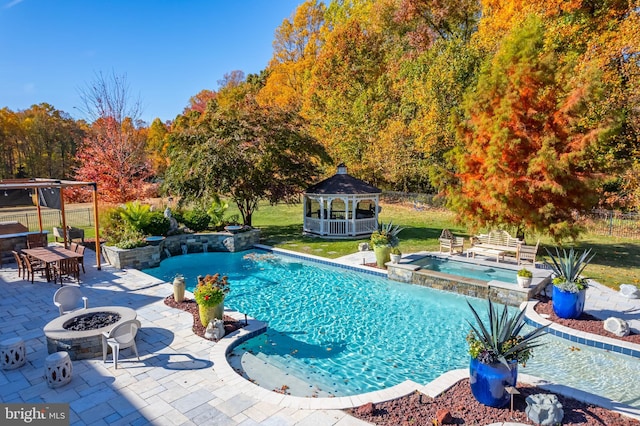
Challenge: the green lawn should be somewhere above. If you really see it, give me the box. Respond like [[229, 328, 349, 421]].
[[240, 201, 640, 291]]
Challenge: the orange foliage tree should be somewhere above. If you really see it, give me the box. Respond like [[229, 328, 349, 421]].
[[444, 16, 613, 241]]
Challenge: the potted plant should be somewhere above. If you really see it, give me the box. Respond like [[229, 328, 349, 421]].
[[193, 274, 230, 327], [516, 268, 533, 288], [545, 247, 595, 319], [466, 299, 548, 408], [370, 221, 403, 268], [390, 247, 402, 264]]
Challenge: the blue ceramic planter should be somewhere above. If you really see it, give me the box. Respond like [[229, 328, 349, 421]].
[[469, 358, 518, 408], [552, 286, 586, 319]]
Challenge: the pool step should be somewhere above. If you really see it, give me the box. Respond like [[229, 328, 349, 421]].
[[231, 351, 334, 397]]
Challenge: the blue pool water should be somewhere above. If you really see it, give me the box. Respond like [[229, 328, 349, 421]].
[[143, 250, 640, 405], [414, 256, 517, 282]]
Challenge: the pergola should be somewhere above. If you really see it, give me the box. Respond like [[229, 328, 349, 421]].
[[0, 178, 102, 270], [303, 164, 381, 238]]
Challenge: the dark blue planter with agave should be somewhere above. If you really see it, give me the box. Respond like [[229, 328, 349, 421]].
[[469, 358, 518, 407], [466, 299, 548, 408], [545, 247, 595, 320], [552, 286, 586, 319]]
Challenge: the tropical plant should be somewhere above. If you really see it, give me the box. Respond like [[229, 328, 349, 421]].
[[119, 201, 152, 232], [544, 247, 595, 292], [193, 274, 230, 307], [370, 221, 404, 248], [466, 299, 548, 366], [207, 195, 229, 229], [517, 268, 532, 278]]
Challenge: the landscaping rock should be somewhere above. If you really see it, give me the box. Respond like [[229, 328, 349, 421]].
[[356, 402, 374, 416], [604, 317, 630, 337], [525, 393, 564, 426], [436, 408, 453, 424], [619, 284, 640, 299]]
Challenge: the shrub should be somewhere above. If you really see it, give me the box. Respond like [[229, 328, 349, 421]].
[[142, 211, 170, 236], [182, 208, 210, 232], [119, 201, 152, 232]]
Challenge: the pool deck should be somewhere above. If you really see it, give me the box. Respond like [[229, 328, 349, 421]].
[[1, 245, 639, 425]]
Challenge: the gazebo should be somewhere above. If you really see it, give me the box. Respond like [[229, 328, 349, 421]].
[[303, 164, 381, 238]]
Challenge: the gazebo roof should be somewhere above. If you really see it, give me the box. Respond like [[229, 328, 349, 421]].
[[305, 164, 381, 195]]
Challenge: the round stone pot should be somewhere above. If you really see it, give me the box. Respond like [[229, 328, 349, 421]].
[[517, 276, 532, 288], [198, 302, 224, 327], [552, 286, 586, 319], [173, 275, 186, 303], [469, 357, 518, 408], [374, 245, 391, 268]]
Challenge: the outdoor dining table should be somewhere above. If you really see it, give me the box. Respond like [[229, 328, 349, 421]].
[[22, 246, 82, 282]]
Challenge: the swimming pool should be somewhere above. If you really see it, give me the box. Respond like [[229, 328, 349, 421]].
[[143, 250, 640, 406]]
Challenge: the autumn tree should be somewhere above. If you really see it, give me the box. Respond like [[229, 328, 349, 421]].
[[444, 16, 612, 241], [164, 95, 329, 226], [74, 72, 153, 203]]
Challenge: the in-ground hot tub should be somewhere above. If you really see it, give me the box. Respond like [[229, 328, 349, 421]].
[[44, 306, 137, 360]]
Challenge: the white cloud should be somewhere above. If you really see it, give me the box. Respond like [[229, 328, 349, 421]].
[[4, 0, 25, 9]]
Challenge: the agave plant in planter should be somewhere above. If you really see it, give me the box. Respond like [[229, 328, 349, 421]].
[[544, 247, 595, 319], [370, 221, 404, 268], [466, 299, 548, 408]]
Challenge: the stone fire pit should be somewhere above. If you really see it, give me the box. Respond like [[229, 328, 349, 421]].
[[44, 306, 137, 360]]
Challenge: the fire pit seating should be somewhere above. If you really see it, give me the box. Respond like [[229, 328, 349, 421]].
[[53, 286, 89, 316], [468, 230, 523, 263], [101, 319, 141, 369]]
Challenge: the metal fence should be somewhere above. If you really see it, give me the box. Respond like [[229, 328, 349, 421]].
[[579, 209, 640, 240], [0, 207, 94, 232]]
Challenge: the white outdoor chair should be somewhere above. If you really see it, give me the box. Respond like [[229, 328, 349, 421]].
[[53, 286, 88, 316], [102, 319, 141, 369]]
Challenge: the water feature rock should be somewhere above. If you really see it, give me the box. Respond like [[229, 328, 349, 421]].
[[525, 393, 563, 425], [619, 284, 640, 299], [604, 317, 630, 337]]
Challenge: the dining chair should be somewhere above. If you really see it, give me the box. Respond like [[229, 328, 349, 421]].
[[102, 319, 141, 369], [21, 254, 47, 283], [26, 233, 48, 248], [52, 258, 80, 285], [11, 250, 26, 278], [73, 244, 85, 273]]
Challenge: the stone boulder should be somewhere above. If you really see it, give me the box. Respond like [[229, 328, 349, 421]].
[[525, 393, 564, 426]]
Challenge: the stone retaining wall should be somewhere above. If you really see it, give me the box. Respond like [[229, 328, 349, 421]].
[[102, 229, 261, 269]]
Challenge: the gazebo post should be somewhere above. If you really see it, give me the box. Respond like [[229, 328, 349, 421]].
[[91, 183, 102, 270], [59, 184, 68, 248], [35, 186, 44, 233]]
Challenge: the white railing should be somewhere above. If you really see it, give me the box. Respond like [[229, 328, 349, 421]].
[[304, 217, 376, 236], [355, 218, 377, 235]]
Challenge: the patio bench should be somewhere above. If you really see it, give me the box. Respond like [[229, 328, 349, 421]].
[[466, 246, 505, 263]]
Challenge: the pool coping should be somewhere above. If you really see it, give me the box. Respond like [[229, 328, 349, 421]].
[[163, 245, 640, 419]]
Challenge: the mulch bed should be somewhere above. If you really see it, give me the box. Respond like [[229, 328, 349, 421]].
[[163, 295, 245, 339], [349, 379, 639, 425], [533, 294, 640, 343]]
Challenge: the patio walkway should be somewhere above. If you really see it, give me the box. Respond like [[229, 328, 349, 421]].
[[0, 246, 370, 425]]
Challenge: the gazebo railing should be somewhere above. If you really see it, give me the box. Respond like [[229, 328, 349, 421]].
[[304, 217, 377, 236]]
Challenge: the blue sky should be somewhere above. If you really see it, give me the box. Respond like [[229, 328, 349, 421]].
[[0, 0, 303, 123]]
